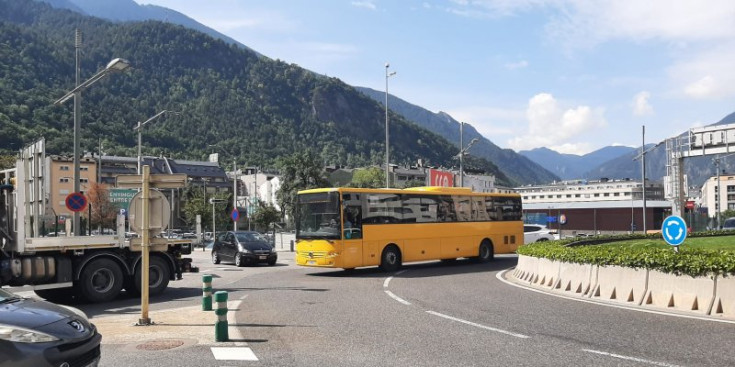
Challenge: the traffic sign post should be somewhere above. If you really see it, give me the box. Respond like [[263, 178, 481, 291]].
[[662, 215, 687, 252], [231, 208, 240, 222]]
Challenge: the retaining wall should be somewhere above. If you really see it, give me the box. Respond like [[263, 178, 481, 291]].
[[511, 255, 735, 321]]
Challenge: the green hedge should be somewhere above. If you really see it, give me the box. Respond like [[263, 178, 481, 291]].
[[516, 234, 735, 277]]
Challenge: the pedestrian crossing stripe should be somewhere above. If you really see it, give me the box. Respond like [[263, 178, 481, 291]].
[[211, 347, 258, 361]]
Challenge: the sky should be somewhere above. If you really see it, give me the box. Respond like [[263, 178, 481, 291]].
[[136, 0, 735, 155]]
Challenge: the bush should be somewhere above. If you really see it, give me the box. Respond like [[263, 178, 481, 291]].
[[517, 233, 735, 277]]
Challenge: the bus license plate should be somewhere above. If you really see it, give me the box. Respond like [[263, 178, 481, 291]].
[[308, 260, 316, 265]]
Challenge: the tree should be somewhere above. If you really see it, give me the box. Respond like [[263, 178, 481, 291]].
[[252, 203, 281, 232], [350, 166, 384, 188], [402, 179, 426, 188], [276, 151, 330, 223], [182, 186, 231, 232], [87, 183, 117, 232], [0, 155, 15, 170]]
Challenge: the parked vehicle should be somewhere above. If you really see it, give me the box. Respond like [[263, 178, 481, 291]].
[[0, 288, 101, 367], [0, 140, 195, 304], [523, 224, 557, 244], [211, 231, 277, 267], [722, 217, 735, 231]]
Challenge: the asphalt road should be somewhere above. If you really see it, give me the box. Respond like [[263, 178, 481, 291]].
[[35, 250, 735, 366]]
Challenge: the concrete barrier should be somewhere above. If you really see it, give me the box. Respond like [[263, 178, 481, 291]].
[[532, 258, 560, 289], [643, 270, 715, 314], [591, 265, 647, 305], [712, 275, 735, 319], [510, 255, 735, 321], [553, 262, 593, 296]]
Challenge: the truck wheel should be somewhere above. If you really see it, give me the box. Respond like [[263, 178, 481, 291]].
[[134, 256, 171, 297], [76, 258, 123, 303], [380, 245, 402, 272]]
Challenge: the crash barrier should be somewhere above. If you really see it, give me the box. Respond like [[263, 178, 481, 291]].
[[214, 291, 229, 342], [202, 274, 213, 311], [511, 255, 735, 320]]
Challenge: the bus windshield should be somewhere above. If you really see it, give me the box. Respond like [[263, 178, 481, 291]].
[[296, 192, 341, 240]]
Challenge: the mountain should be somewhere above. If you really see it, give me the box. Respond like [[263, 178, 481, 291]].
[[586, 112, 735, 187], [38, 0, 254, 53], [1, 0, 513, 186], [519, 146, 635, 180], [355, 87, 559, 185]]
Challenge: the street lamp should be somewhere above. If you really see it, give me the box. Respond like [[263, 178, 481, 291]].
[[632, 126, 662, 234], [54, 57, 131, 236], [134, 110, 180, 174], [209, 198, 225, 241], [385, 62, 396, 188], [458, 121, 479, 187]]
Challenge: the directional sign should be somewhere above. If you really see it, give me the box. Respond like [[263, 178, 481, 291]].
[[231, 208, 240, 222], [662, 215, 687, 246], [65, 192, 88, 212]]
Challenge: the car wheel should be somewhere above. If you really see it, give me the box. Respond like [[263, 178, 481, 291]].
[[235, 253, 243, 267], [76, 258, 124, 303], [475, 240, 494, 263], [380, 245, 402, 272], [212, 251, 220, 264], [267, 258, 277, 266]]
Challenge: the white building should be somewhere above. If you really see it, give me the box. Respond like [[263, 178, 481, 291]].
[[700, 174, 735, 217], [516, 178, 664, 204]]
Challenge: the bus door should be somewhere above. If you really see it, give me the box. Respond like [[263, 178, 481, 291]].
[[341, 194, 363, 269]]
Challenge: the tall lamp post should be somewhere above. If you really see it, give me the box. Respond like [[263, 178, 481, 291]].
[[458, 122, 479, 187], [54, 54, 131, 236], [632, 126, 662, 234], [134, 110, 180, 174], [385, 62, 396, 188]]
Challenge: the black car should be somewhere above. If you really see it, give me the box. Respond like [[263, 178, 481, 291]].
[[0, 288, 101, 367], [211, 231, 278, 267]]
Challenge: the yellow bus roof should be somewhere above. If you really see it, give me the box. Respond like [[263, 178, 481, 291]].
[[297, 186, 519, 197]]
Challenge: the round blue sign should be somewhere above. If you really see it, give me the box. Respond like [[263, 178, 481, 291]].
[[231, 208, 240, 222], [662, 215, 687, 246], [65, 192, 88, 212]]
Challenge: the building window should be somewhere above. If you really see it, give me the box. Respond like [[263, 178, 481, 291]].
[[594, 193, 600, 197], [575, 194, 581, 198], [80, 178, 89, 183], [566, 194, 571, 198], [603, 193, 609, 197], [80, 167, 88, 171], [60, 166, 70, 171], [614, 193, 619, 197], [59, 178, 69, 183]]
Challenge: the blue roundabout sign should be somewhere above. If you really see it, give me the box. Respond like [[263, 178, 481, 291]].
[[662, 215, 687, 246]]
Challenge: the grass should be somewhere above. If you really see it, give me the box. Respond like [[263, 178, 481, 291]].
[[603, 236, 735, 252]]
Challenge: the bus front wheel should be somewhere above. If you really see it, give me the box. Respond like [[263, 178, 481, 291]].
[[380, 245, 402, 272], [476, 240, 494, 263]]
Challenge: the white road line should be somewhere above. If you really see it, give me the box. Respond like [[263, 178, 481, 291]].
[[211, 299, 259, 361], [496, 269, 735, 325], [384, 290, 412, 305], [582, 349, 682, 367], [383, 277, 392, 288], [426, 311, 530, 339]]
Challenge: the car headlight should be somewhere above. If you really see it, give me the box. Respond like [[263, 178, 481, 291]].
[[0, 324, 59, 343], [240, 248, 251, 254]]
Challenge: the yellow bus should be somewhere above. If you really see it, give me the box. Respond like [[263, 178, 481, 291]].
[[294, 186, 523, 271]]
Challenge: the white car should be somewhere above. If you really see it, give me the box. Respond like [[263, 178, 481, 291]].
[[523, 224, 557, 244]]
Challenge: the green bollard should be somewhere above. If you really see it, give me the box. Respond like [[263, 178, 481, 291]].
[[214, 291, 229, 342], [202, 274, 213, 311]]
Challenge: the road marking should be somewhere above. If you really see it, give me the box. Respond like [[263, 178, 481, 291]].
[[210, 299, 259, 361], [582, 349, 681, 367], [426, 310, 530, 339], [496, 269, 735, 325], [211, 347, 258, 361], [384, 290, 412, 305], [383, 270, 407, 288]]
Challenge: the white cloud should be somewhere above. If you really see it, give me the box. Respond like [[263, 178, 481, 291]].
[[351, 1, 376, 10], [507, 93, 606, 152], [504, 60, 529, 70], [668, 44, 735, 99], [632, 91, 653, 116], [549, 142, 593, 155]]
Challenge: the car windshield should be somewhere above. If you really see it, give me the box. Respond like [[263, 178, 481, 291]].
[[296, 191, 341, 240], [0, 288, 20, 303], [236, 232, 267, 242]]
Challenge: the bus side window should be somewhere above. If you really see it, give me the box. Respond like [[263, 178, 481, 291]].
[[438, 196, 456, 222]]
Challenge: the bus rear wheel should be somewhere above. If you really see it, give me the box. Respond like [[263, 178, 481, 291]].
[[476, 240, 494, 263], [380, 245, 402, 272]]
